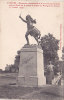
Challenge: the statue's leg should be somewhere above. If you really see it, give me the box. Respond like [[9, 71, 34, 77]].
[[25, 32, 29, 45], [35, 36, 41, 45], [35, 37, 38, 43]]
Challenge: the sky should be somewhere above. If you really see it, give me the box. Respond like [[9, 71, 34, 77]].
[[0, 0, 64, 69]]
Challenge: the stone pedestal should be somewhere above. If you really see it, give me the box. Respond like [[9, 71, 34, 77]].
[[17, 45, 46, 87]]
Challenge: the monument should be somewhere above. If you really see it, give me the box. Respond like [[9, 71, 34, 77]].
[[17, 14, 46, 87]]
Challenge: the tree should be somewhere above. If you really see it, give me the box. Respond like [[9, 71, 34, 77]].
[[62, 46, 64, 60], [41, 33, 59, 67], [62, 46, 64, 77]]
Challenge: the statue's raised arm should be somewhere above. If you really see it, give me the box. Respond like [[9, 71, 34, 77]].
[[19, 15, 27, 23]]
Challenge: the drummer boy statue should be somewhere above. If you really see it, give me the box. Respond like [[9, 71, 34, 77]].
[[19, 14, 41, 45]]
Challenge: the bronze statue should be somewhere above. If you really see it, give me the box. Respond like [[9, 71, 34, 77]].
[[19, 14, 41, 45]]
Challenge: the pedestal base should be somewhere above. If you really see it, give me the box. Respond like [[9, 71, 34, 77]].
[[17, 45, 46, 87]]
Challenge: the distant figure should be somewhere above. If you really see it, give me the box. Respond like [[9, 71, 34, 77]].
[[19, 14, 41, 45], [46, 61, 54, 84]]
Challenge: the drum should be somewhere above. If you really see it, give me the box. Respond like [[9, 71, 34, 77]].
[[30, 26, 40, 37]]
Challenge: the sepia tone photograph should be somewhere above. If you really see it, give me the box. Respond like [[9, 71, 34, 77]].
[[0, 0, 64, 100]]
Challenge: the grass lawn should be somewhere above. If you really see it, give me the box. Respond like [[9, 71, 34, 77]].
[[0, 85, 64, 99], [0, 73, 64, 99], [0, 85, 36, 99]]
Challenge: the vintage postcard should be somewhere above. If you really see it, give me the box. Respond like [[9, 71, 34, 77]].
[[0, 0, 64, 100]]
